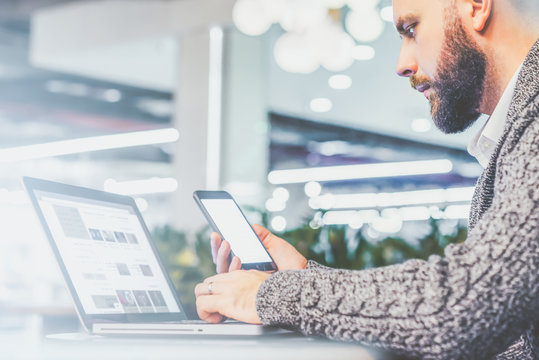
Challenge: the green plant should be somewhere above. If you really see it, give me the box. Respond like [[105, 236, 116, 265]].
[[277, 218, 466, 269], [152, 217, 467, 317], [152, 225, 214, 318]]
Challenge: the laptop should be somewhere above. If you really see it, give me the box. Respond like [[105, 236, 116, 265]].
[[23, 176, 284, 336]]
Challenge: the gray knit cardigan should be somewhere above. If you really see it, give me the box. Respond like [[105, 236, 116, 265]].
[[256, 39, 539, 360]]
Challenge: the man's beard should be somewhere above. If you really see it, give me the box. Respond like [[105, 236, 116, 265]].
[[411, 11, 487, 134]]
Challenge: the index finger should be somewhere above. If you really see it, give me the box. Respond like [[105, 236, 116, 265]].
[[210, 232, 222, 264]]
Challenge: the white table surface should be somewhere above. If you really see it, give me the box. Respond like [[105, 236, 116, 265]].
[[1, 330, 382, 360]]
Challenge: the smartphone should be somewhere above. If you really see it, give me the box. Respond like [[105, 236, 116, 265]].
[[193, 190, 277, 271]]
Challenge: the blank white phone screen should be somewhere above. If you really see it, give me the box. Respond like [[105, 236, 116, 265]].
[[200, 199, 272, 264]]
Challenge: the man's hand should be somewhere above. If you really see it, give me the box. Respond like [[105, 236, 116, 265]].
[[194, 270, 270, 324], [211, 224, 307, 273]]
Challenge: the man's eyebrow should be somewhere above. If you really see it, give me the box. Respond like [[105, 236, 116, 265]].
[[395, 14, 419, 34]]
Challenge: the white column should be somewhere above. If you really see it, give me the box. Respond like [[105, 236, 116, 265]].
[[173, 28, 271, 231], [171, 28, 225, 231], [220, 30, 270, 209]]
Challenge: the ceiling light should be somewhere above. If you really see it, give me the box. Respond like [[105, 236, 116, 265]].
[[309, 187, 475, 210], [352, 45, 376, 61], [371, 216, 403, 234], [316, 140, 350, 156], [328, 74, 352, 90], [349, 218, 363, 229], [136, 99, 174, 118], [322, 207, 433, 229], [135, 198, 149, 212], [312, 209, 382, 227], [270, 215, 287, 232], [274, 32, 320, 74], [45, 80, 89, 97], [310, 98, 333, 113], [346, 9, 385, 43], [232, 0, 272, 36], [262, 0, 290, 23], [322, 210, 354, 225], [104, 177, 178, 195], [308, 193, 336, 209], [279, 1, 327, 33], [411, 118, 432, 133], [304, 181, 322, 197], [347, 0, 380, 10], [444, 205, 471, 219], [398, 206, 431, 221], [380, 6, 394, 22], [0, 128, 179, 162], [265, 198, 286, 212], [268, 159, 453, 184], [102, 89, 122, 103], [322, 0, 346, 8], [272, 187, 290, 202], [317, 25, 356, 72]]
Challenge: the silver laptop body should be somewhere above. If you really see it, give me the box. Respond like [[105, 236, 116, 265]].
[[23, 177, 284, 336]]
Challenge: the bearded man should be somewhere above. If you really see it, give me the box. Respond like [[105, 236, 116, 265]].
[[195, 0, 539, 359]]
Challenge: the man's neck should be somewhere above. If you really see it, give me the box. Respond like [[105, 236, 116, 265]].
[[481, 35, 536, 115], [478, 4, 539, 115]]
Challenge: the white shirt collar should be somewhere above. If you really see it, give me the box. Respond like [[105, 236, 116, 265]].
[[467, 64, 523, 168]]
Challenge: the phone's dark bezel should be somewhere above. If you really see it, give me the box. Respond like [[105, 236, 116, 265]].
[[193, 190, 277, 272], [23, 176, 188, 331]]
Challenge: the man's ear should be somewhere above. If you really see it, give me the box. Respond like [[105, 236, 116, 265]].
[[467, 0, 493, 32]]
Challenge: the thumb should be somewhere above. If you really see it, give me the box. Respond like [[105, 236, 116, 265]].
[[252, 224, 273, 246]]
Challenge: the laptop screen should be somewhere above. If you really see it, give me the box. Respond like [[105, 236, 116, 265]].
[[34, 189, 180, 315]]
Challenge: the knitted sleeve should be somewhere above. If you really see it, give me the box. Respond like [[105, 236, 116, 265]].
[[306, 260, 330, 271], [256, 120, 539, 360]]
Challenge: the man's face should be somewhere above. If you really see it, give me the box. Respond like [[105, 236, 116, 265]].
[[393, 0, 487, 133]]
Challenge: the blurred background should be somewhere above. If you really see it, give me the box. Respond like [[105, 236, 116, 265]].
[[0, 0, 483, 335]]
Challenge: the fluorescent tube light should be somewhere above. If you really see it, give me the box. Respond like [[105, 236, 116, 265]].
[[321, 204, 468, 227], [0, 128, 179, 162], [444, 205, 471, 219], [268, 159, 453, 184], [323, 210, 362, 226], [396, 206, 432, 221], [104, 177, 178, 195], [310, 187, 475, 210], [322, 209, 379, 226]]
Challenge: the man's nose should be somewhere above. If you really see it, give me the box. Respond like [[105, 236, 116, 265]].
[[396, 45, 418, 78]]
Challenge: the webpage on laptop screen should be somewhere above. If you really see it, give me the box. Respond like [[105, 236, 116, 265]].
[[35, 190, 180, 315]]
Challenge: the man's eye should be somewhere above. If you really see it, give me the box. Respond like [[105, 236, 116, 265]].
[[404, 24, 417, 38]]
